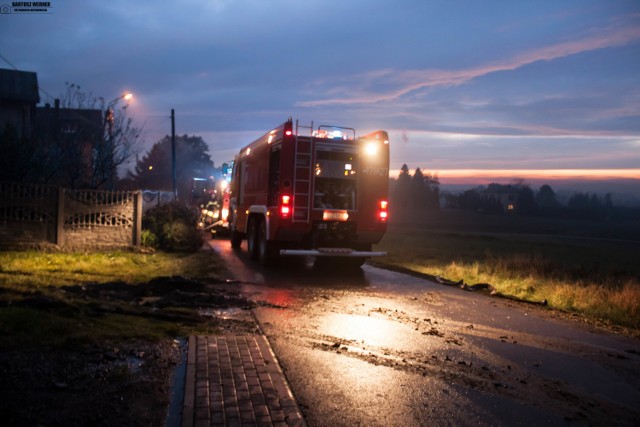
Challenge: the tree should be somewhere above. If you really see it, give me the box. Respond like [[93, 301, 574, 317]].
[[424, 171, 440, 209], [567, 192, 601, 220], [129, 134, 214, 201], [30, 83, 143, 189], [536, 184, 560, 216], [460, 188, 483, 211], [410, 167, 427, 207], [93, 102, 141, 189], [517, 185, 536, 216], [394, 164, 412, 206], [390, 165, 440, 210]]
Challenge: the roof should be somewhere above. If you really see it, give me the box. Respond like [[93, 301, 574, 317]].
[[37, 105, 102, 124], [36, 105, 103, 135], [0, 68, 40, 103]]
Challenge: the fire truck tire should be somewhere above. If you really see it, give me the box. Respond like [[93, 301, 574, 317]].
[[247, 218, 259, 260], [230, 229, 242, 249], [258, 221, 279, 266]]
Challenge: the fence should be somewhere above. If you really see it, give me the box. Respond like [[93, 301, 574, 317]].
[[142, 190, 175, 212], [0, 181, 142, 248]]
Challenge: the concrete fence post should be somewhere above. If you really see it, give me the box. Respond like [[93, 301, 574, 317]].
[[55, 187, 65, 246], [133, 190, 142, 246]]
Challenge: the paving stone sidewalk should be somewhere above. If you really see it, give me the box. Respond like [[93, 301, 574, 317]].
[[182, 335, 306, 427]]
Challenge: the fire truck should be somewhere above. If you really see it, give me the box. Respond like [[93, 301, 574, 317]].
[[229, 118, 389, 266], [198, 181, 231, 237], [196, 166, 233, 237]]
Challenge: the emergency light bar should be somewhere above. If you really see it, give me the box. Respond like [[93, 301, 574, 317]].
[[314, 125, 356, 141]]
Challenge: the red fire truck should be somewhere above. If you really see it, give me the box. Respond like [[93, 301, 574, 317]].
[[229, 118, 389, 266]]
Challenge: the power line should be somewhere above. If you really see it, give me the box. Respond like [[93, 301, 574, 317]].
[[0, 52, 18, 70], [0, 51, 59, 103]]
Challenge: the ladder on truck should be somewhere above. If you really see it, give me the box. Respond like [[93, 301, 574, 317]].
[[292, 120, 313, 223]]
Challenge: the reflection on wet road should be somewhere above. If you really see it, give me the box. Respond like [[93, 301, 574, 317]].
[[208, 238, 640, 426]]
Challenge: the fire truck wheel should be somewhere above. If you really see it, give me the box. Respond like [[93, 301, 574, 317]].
[[258, 221, 278, 266], [247, 218, 260, 260], [230, 229, 242, 249]]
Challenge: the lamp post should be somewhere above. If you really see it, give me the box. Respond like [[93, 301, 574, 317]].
[[171, 108, 177, 200], [104, 92, 133, 136], [101, 92, 133, 189]]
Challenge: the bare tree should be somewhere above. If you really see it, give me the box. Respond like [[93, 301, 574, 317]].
[[93, 97, 142, 189], [45, 83, 143, 189]]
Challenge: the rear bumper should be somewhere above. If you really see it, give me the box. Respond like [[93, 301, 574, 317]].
[[279, 248, 386, 258]]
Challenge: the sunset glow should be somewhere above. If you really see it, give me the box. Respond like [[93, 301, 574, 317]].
[[430, 169, 640, 183], [389, 169, 640, 189]]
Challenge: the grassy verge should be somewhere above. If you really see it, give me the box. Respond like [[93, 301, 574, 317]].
[[0, 250, 230, 350], [375, 210, 640, 330]]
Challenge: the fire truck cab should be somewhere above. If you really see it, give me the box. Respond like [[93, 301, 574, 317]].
[[229, 118, 389, 266]]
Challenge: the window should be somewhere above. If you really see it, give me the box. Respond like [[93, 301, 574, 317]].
[[313, 149, 357, 210]]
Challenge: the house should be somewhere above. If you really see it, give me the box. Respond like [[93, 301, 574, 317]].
[[482, 184, 520, 213], [36, 100, 103, 187], [1, 67, 116, 188], [0, 68, 40, 137]]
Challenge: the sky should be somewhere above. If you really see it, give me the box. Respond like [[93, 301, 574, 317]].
[[1, 0, 639, 196]]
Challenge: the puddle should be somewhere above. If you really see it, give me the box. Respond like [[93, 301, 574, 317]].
[[165, 338, 187, 427], [197, 307, 249, 320]]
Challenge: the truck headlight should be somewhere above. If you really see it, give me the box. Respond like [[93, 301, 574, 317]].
[[364, 142, 378, 156]]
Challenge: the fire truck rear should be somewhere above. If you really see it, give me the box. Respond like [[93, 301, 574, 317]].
[[229, 118, 389, 266]]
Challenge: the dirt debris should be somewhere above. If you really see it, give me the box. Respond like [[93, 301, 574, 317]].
[[0, 275, 257, 426]]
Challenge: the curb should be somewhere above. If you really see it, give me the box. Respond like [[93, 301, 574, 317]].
[[182, 335, 306, 427]]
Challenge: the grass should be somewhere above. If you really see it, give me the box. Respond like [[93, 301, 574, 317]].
[[0, 250, 227, 289], [375, 209, 640, 330], [0, 250, 230, 350]]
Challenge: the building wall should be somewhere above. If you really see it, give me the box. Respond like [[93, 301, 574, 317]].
[[0, 68, 39, 138]]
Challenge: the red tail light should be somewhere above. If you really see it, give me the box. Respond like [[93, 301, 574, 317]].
[[284, 120, 293, 138], [280, 194, 292, 218], [378, 200, 388, 222]]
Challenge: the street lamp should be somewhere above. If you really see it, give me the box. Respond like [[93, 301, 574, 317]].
[[104, 92, 133, 135], [101, 92, 133, 189]]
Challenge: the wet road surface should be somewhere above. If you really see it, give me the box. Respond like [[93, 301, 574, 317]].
[[207, 238, 640, 426]]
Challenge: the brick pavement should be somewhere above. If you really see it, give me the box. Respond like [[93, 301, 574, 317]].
[[182, 335, 306, 427]]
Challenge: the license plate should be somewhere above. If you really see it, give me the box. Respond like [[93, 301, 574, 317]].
[[323, 210, 349, 221]]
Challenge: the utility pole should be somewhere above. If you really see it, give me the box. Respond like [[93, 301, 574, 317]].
[[171, 108, 177, 200]]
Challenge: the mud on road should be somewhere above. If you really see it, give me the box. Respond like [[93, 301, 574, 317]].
[[207, 238, 640, 427], [253, 283, 640, 426]]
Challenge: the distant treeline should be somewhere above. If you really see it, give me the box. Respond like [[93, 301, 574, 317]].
[[390, 164, 441, 209], [390, 164, 640, 222]]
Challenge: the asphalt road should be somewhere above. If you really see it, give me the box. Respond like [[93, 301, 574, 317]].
[[207, 238, 640, 427]]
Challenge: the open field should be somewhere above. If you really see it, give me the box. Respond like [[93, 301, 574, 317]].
[[375, 209, 640, 330]]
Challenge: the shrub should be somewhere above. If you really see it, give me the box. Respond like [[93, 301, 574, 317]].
[[140, 229, 157, 248], [142, 202, 202, 252]]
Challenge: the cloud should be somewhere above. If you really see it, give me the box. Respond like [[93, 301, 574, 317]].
[[298, 18, 640, 107]]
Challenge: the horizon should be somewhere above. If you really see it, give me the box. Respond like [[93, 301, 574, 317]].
[[388, 168, 640, 203]]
